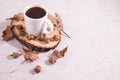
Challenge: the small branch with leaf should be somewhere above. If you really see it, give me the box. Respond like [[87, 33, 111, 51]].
[[54, 12, 70, 38]]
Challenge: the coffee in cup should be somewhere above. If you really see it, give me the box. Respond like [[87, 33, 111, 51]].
[[24, 5, 54, 36]]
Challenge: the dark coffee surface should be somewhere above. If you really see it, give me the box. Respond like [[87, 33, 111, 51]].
[[26, 7, 46, 19]]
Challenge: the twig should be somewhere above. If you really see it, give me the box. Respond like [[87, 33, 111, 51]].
[[61, 29, 70, 38], [6, 18, 13, 20]]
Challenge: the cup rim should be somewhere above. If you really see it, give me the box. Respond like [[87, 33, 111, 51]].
[[23, 5, 48, 20]]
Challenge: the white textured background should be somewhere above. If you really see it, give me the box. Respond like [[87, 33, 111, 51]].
[[0, 0, 120, 80]]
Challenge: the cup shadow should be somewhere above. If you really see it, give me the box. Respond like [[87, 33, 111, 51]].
[[8, 39, 23, 50], [29, 68, 37, 75], [7, 55, 14, 60], [45, 60, 52, 66]]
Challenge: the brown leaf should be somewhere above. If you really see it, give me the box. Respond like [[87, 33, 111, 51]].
[[7, 13, 24, 21], [26, 34, 35, 40], [53, 35, 59, 41], [48, 14, 58, 27], [36, 34, 46, 41], [23, 47, 38, 61], [17, 13, 24, 21], [52, 50, 61, 58], [54, 12, 63, 29], [53, 47, 68, 58], [54, 13, 70, 38], [10, 52, 21, 59], [49, 58, 56, 64], [59, 47, 68, 57], [2, 25, 14, 41]]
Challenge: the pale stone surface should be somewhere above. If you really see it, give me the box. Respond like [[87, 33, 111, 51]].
[[0, 0, 120, 80]]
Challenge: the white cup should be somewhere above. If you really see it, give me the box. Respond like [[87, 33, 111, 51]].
[[24, 5, 54, 36]]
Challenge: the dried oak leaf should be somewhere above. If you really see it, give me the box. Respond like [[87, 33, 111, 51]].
[[23, 48, 38, 61], [59, 47, 68, 57], [48, 14, 58, 27], [54, 12, 63, 29], [49, 58, 56, 64], [17, 13, 24, 20], [53, 47, 68, 58], [54, 12, 70, 38], [52, 50, 61, 58], [10, 52, 21, 59], [27, 34, 35, 40], [7, 13, 24, 21], [36, 34, 46, 41], [36, 34, 49, 43], [2, 25, 13, 41]]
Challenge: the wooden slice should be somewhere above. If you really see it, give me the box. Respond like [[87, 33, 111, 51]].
[[11, 13, 61, 52]]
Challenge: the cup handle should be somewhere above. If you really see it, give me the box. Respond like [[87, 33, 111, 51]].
[[42, 18, 54, 34]]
